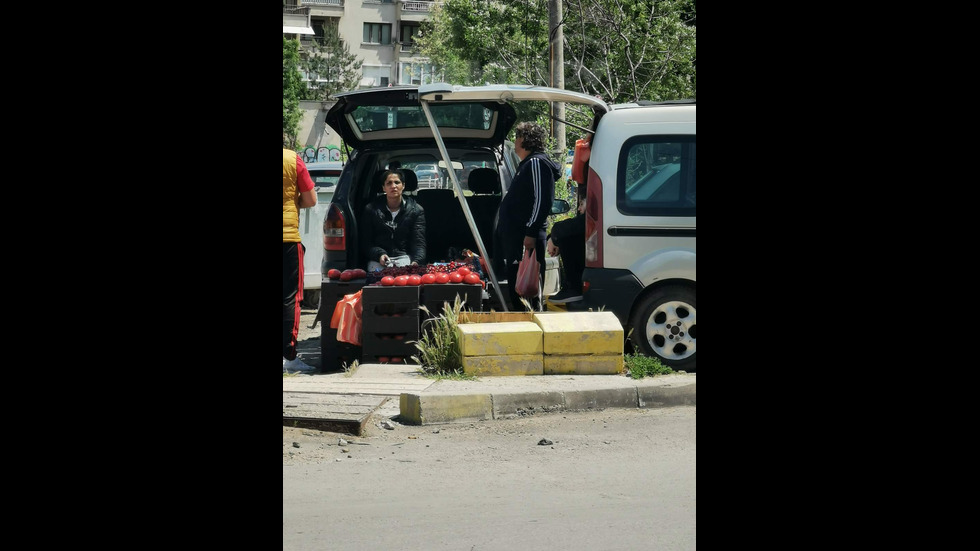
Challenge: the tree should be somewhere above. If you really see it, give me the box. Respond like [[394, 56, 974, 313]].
[[283, 37, 304, 149], [416, 0, 695, 104], [299, 26, 362, 101]]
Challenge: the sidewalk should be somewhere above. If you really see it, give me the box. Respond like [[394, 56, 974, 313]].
[[283, 361, 696, 435], [284, 307, 696, 435]]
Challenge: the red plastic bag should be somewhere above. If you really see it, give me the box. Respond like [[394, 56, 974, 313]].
[[332, 290, 363, 346], [515, 248, 540, 298]]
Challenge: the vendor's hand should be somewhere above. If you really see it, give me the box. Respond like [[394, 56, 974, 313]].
[[380, 254, 390, 265], [547, 238, 559, 257], [523, 236, 536, 251], [411, 261, 418, 267]]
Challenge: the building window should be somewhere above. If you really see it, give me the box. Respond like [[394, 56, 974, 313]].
[[400, 23, 420, 47], [398, 62, 441, 85], [363, 23, 392, 45]]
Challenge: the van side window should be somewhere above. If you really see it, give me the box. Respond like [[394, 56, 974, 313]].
[[618, 136, 696, 217]]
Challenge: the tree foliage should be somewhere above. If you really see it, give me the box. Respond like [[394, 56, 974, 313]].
[[416, 0, 695, 104], [283, 37, 304, 148], [299, 26, 362, 101]]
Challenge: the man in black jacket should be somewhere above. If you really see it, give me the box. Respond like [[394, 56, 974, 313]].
[[494, 122, 559, 311], [361, 169, 427, 272]]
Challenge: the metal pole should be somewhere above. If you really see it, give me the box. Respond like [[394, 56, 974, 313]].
[[418, 100, 508, 311]]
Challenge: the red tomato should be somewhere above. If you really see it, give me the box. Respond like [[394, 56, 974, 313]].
[[340, 270, 353, 282], [449, 272, 464, 283], [378, 356, 389, 363], [464, 273, 481, 285], [352, 269, 367, 279], [391, 357, 403, 363], [408, 274, 422, 286], [435, 273, 450, 284], [381, 276, 395, 286], [457, 266, 472, 277], [395, 275, 409, 286], [327, 269, 342, 280]]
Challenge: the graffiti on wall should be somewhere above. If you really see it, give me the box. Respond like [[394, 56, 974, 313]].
[[298, 145, 342, 163]]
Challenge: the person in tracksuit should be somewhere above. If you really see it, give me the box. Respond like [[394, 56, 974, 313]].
[[283, 148, 318, 373], [494, 122, 559, 311]]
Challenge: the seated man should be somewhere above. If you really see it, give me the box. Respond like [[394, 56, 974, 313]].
[[361, 169, 427, 272], [547, 182, 586, 304]]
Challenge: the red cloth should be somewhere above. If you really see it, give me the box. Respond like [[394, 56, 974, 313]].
[[331, 290, 363, 346]]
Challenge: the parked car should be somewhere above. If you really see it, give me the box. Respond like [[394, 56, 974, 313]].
[[322, 86, 695, 371], [571, 100, 696, 371], [412, 163, 440, 189], [299, 160, 344, 307], [321, 84, 599, 312]]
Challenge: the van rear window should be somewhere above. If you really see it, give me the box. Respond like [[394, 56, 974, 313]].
[[617, 136, 696, 217]]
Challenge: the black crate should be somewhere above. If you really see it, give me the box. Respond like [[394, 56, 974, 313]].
[[321, 327, 362, 371], [320, 280, 367, 318], [361, 285, 421, 332], [361, 352, 418, 365], [421, 284, 484, 316], [360, 331, 419, 365], [362, 305, 420, 332], [362, 285, 420, 305]]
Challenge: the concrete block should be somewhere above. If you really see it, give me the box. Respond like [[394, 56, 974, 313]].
[[533, 311, 624, 356], [543, 354, 624, 375], [462, 354, 544, 376], [457, 321, 543, 357], [400, 392, 492, 425]]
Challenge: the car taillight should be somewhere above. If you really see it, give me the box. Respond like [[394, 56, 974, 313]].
[[584, 168, 602, 267], [323, 204, 346, 251]]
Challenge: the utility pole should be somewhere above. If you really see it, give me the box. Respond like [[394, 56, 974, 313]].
[[549, 0, 566, 164]]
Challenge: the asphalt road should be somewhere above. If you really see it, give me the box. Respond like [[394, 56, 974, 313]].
[[283, 405, 697, 550]]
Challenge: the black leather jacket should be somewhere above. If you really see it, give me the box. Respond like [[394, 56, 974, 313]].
[[361, 196, 427, 265]]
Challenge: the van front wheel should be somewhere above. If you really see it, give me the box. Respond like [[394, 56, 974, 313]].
[[629, 285, 696, 372]]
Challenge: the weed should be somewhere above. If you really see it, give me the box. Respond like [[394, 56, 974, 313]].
[[624, 352, 673, 379], [411, 296, 466, 375], [342, 359, 359, 377]]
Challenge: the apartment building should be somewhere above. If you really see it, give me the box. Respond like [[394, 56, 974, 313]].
[[283, 0, 442, 89]]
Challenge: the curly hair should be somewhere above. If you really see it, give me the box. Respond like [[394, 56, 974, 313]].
[[514, 121, 548, 153]]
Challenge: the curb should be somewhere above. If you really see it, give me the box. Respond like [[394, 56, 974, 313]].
[[399, 380, 696, 425]]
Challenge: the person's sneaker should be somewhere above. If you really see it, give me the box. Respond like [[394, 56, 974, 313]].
[[283, 356, 317, 373], [549, 289, 583, 304]]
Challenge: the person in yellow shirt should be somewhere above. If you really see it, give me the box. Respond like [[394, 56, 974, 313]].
[[283, 148, 318, 373]]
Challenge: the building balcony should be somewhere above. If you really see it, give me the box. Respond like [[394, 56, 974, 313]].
[[399, 1, 438, 21], [284, 5, 313, 34]]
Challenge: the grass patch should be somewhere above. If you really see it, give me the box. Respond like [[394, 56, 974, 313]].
[[624, 352, 674, 379]]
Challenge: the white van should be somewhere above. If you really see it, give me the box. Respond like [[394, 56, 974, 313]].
[[572, 100, 696, 371], [300, 160, 344, 306]]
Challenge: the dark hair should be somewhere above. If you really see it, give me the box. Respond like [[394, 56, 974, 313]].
[[514, 121, 547, 153], [381, 169, 405, 184]]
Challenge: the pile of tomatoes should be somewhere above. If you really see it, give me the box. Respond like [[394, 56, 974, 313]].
[[328, 262, 485, 288], [376, 264, 483, 287], [326, 268, 366, 282]]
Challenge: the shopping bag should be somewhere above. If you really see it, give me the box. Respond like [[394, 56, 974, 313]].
[[515, 248, 540, 298], [334, 290, 363, 346]]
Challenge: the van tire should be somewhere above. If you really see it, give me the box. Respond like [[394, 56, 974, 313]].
[[629, 285, 696, 372]]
